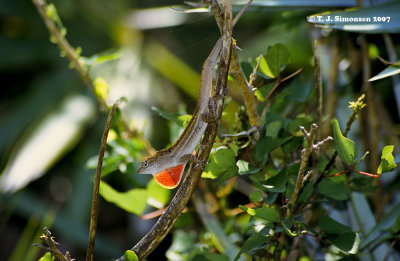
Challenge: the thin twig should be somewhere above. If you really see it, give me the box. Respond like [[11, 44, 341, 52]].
[[86, 100, 120, 261], [209, 0, 261, 138], [39, 227, 74, 261], [286, 124, 331, 218], [313, 39, 322, 141], [32, 0, 106, 109], [264, 68, 303, 101]]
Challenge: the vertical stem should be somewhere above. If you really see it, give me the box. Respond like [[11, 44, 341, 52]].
[[86, 100, 119, 261]]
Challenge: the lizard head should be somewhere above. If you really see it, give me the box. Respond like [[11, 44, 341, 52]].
[[137, 155, 159, 175]]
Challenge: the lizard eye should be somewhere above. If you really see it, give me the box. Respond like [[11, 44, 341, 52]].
[[143, 161, 149, 167]]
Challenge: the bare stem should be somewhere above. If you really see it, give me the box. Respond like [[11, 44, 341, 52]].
[[86, 100, 120, 261]]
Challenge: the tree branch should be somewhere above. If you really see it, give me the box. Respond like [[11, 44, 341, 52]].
[[116, 1, 233, 260]]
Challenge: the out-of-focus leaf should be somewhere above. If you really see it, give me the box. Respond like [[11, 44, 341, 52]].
[[0, 95, 96, 193], [239, 206, 280, 223], [166, 230, 196, 260], [146, 178, 171, 208], [331, 232, 360, 254], [307, 1, 400, 33], [124, 250, 138, 261], [377, 145, 397, 174], [369, 64, 400, 81], [250, 191, 263, 203], [318, 178, 350, 200], [264, 168, 287, 193], [241, 232, 269, 252], [332, 119, 358, 166], [203, 147, 238, 179], [258, 43, 291, 78], [318, 216, 352, 234], [237, 160, 261, 175], [38, 252, 54, 261], [204, 252, 230, 261], [254, 137, 292, 163], [151, 106, 191, 126], [361, 202, 400, 248], [266, 121, 282, 138], [99, 181, 148, 215]]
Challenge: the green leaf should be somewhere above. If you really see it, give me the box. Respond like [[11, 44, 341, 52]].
[[298, 182, 313, 203], [239, 206, 280, 223], [254, 81, 276, 102], [266, 121, 282, 138], [124, 250, 138, 261], [203, 147, 238, 179], [331, 232, 360, 254], [204, 252, 230, 261], [369, 64, 400, 81], [166, 230, 197, 260], [241, 232, 269, 252], [307, 1, 400, 34], [237, 160, 260, 175], [318, 216, 351, 235], [250, 191, 263, 203], [331, 119, 358, 165], [264, 168, 287, 193], [377, 145, 397, 174], [254, 137, 292, 163], [146, 178, 171, 208], [318, 178, 350, 201], [259, 43, 291, 78], [99, 181, 148, 215], [38, 252, 55, 261], [151, 106, 191, 127], [361, 202, 400, 248]]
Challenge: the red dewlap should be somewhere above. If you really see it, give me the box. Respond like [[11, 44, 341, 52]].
[[153, 163, 186, 189]]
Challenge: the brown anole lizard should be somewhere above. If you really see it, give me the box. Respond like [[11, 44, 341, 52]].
[[137, 38, 223, 188]]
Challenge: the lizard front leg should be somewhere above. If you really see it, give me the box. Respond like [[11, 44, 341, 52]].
[[180, 153, 207, 167]]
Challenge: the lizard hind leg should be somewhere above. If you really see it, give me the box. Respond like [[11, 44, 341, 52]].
[[153, 163, 186, 189]]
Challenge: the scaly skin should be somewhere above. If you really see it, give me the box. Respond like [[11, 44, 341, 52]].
[[137, 38, 223, 188]]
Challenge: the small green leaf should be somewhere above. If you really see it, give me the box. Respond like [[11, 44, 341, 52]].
[[377, 145, 397, 174], [259, 43, 291, 78], [250, 191, 263, 203], [318, 216, 351, 234], [318, 178, 350, 201], [239, 206, 280, 223], [264, 168, 287, 193], [38, 252, 55, 261], [369, 64, 400, 81], [99, 181, 148, 215], [203, 147, 238, 179], [124, 250, 138, 261], [332, 119, 358, 165], [237, 160, 260, 175]]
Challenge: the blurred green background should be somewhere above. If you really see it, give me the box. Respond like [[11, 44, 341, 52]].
[[1, 0, 400, 260]]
